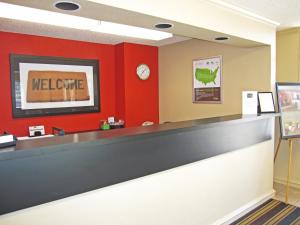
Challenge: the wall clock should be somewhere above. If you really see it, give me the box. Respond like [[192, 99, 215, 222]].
[[136, 64, 150, 80]]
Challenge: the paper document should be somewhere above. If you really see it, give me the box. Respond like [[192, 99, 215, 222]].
[[242, 91, 258, 114]]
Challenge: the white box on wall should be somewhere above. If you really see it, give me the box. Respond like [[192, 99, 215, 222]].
[[242, 91, 258, 114], [29, 125, 45, 137]]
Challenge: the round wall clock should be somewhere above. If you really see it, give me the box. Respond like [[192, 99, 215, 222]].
[[136, 64, 150, 80]]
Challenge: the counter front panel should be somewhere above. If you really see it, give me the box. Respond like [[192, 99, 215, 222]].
[[0, 115, 274, 215]]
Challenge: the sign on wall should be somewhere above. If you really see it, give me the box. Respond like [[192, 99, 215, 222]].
[[10, 54, 100, 118], [276, 82, 300, 139], [192, 56, 222, 103], [26, 71, 90, 103]]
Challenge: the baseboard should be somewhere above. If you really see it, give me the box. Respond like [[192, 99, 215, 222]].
[[274, 177, 300, 189], [210, 190, 275, 225]]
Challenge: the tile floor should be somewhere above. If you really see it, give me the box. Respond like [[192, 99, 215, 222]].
[[273, 182, 300, 206]]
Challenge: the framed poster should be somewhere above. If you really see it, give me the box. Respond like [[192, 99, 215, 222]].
[[10, 54, 100, 118], [193, 56, 222, 103], [258, 92, 276, 113], [276, 82, 300, 139]]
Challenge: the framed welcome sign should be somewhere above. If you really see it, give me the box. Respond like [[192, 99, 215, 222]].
[[10, 54, 100, 118], [192, 56, 222, 103]]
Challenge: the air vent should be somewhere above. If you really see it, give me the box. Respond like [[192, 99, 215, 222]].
[[155, 23, 173, 29], [214, 36, 229, 41], [54, 1, 80, 11]]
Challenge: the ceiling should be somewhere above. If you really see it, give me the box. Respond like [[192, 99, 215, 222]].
[[0, 0, 265, 47], [0, 0, 190, 47], [213, 0, 300, 30], [0, 18, 190, 47]]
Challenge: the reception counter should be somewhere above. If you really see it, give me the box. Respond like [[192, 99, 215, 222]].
[[0, 114, 277, 225]]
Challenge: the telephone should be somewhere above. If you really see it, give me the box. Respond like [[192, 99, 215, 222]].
[[142, 121, 154, 126], [0, 132, 17, 148]]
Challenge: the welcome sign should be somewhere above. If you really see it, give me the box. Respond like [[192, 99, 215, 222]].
[[27, 71, 90, 102]]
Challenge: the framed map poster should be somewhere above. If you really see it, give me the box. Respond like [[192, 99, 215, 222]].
[[193, 56, 222, 103], [276, 82, 300, 139], [10, 54, 100, 118]]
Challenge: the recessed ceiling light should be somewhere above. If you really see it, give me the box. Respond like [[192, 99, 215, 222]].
[[0, 2, 173, 41], [54, 1, 80, 11], [155, 23, 173, 29], [214, 36, 230, 41]]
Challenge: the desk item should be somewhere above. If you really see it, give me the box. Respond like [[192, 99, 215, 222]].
[[108, 117, 115, 124], [110, 120, 125, 129], [29, 125, 45, 137], [100, 121, 110, 130], [103, 119, 124, 130], [258, 92, 275, 113], [242, 91, 258, 114], [0, 133, 16, 148], [52, 127, 65, 136], [142, 121, 154, 126]]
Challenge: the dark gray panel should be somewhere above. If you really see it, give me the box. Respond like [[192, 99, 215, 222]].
[[0, 118, 272, 215], [0, 113, 278, 155]]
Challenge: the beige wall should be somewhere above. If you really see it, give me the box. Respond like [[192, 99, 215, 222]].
[[277, 29, 300, 82], [159, 39, 271, 123], [274, 29, 300, 188]]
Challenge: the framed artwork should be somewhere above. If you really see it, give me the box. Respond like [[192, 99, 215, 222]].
[[258, 92, 276, 113], [192, 56, 222, 103], [10, 54, 100, 118], [276, 82, 300, 139]]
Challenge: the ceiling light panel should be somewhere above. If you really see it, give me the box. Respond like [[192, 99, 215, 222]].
[[0, 2, 99, 30], [0, 2, 173, 41], [91, 21, 173, 40]]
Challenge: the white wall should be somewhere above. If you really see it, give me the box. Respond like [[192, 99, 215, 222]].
[[0, 140, 274, 225], [88, 0, 276, 45]]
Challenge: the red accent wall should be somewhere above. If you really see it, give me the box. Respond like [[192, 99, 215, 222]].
[[0, 32, 159, 136], [122, 43, 159, 127], [115, 43, 126, 121]]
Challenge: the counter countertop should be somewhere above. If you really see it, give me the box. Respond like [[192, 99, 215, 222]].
[[0, 113, 279, 155]]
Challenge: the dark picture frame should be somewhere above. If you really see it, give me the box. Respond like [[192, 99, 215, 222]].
[[258, 92, 276, 113], [10, 54, 100, 118], [276, 82, 300, 139]]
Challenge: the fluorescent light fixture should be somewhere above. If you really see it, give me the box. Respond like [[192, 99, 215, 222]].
[[0, 2, 99, 30], [91, 21, 173, 40], [0, 2, 173, 41]]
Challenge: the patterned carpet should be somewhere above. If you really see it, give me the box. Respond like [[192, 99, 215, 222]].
[[230, 199, 300, 225]]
